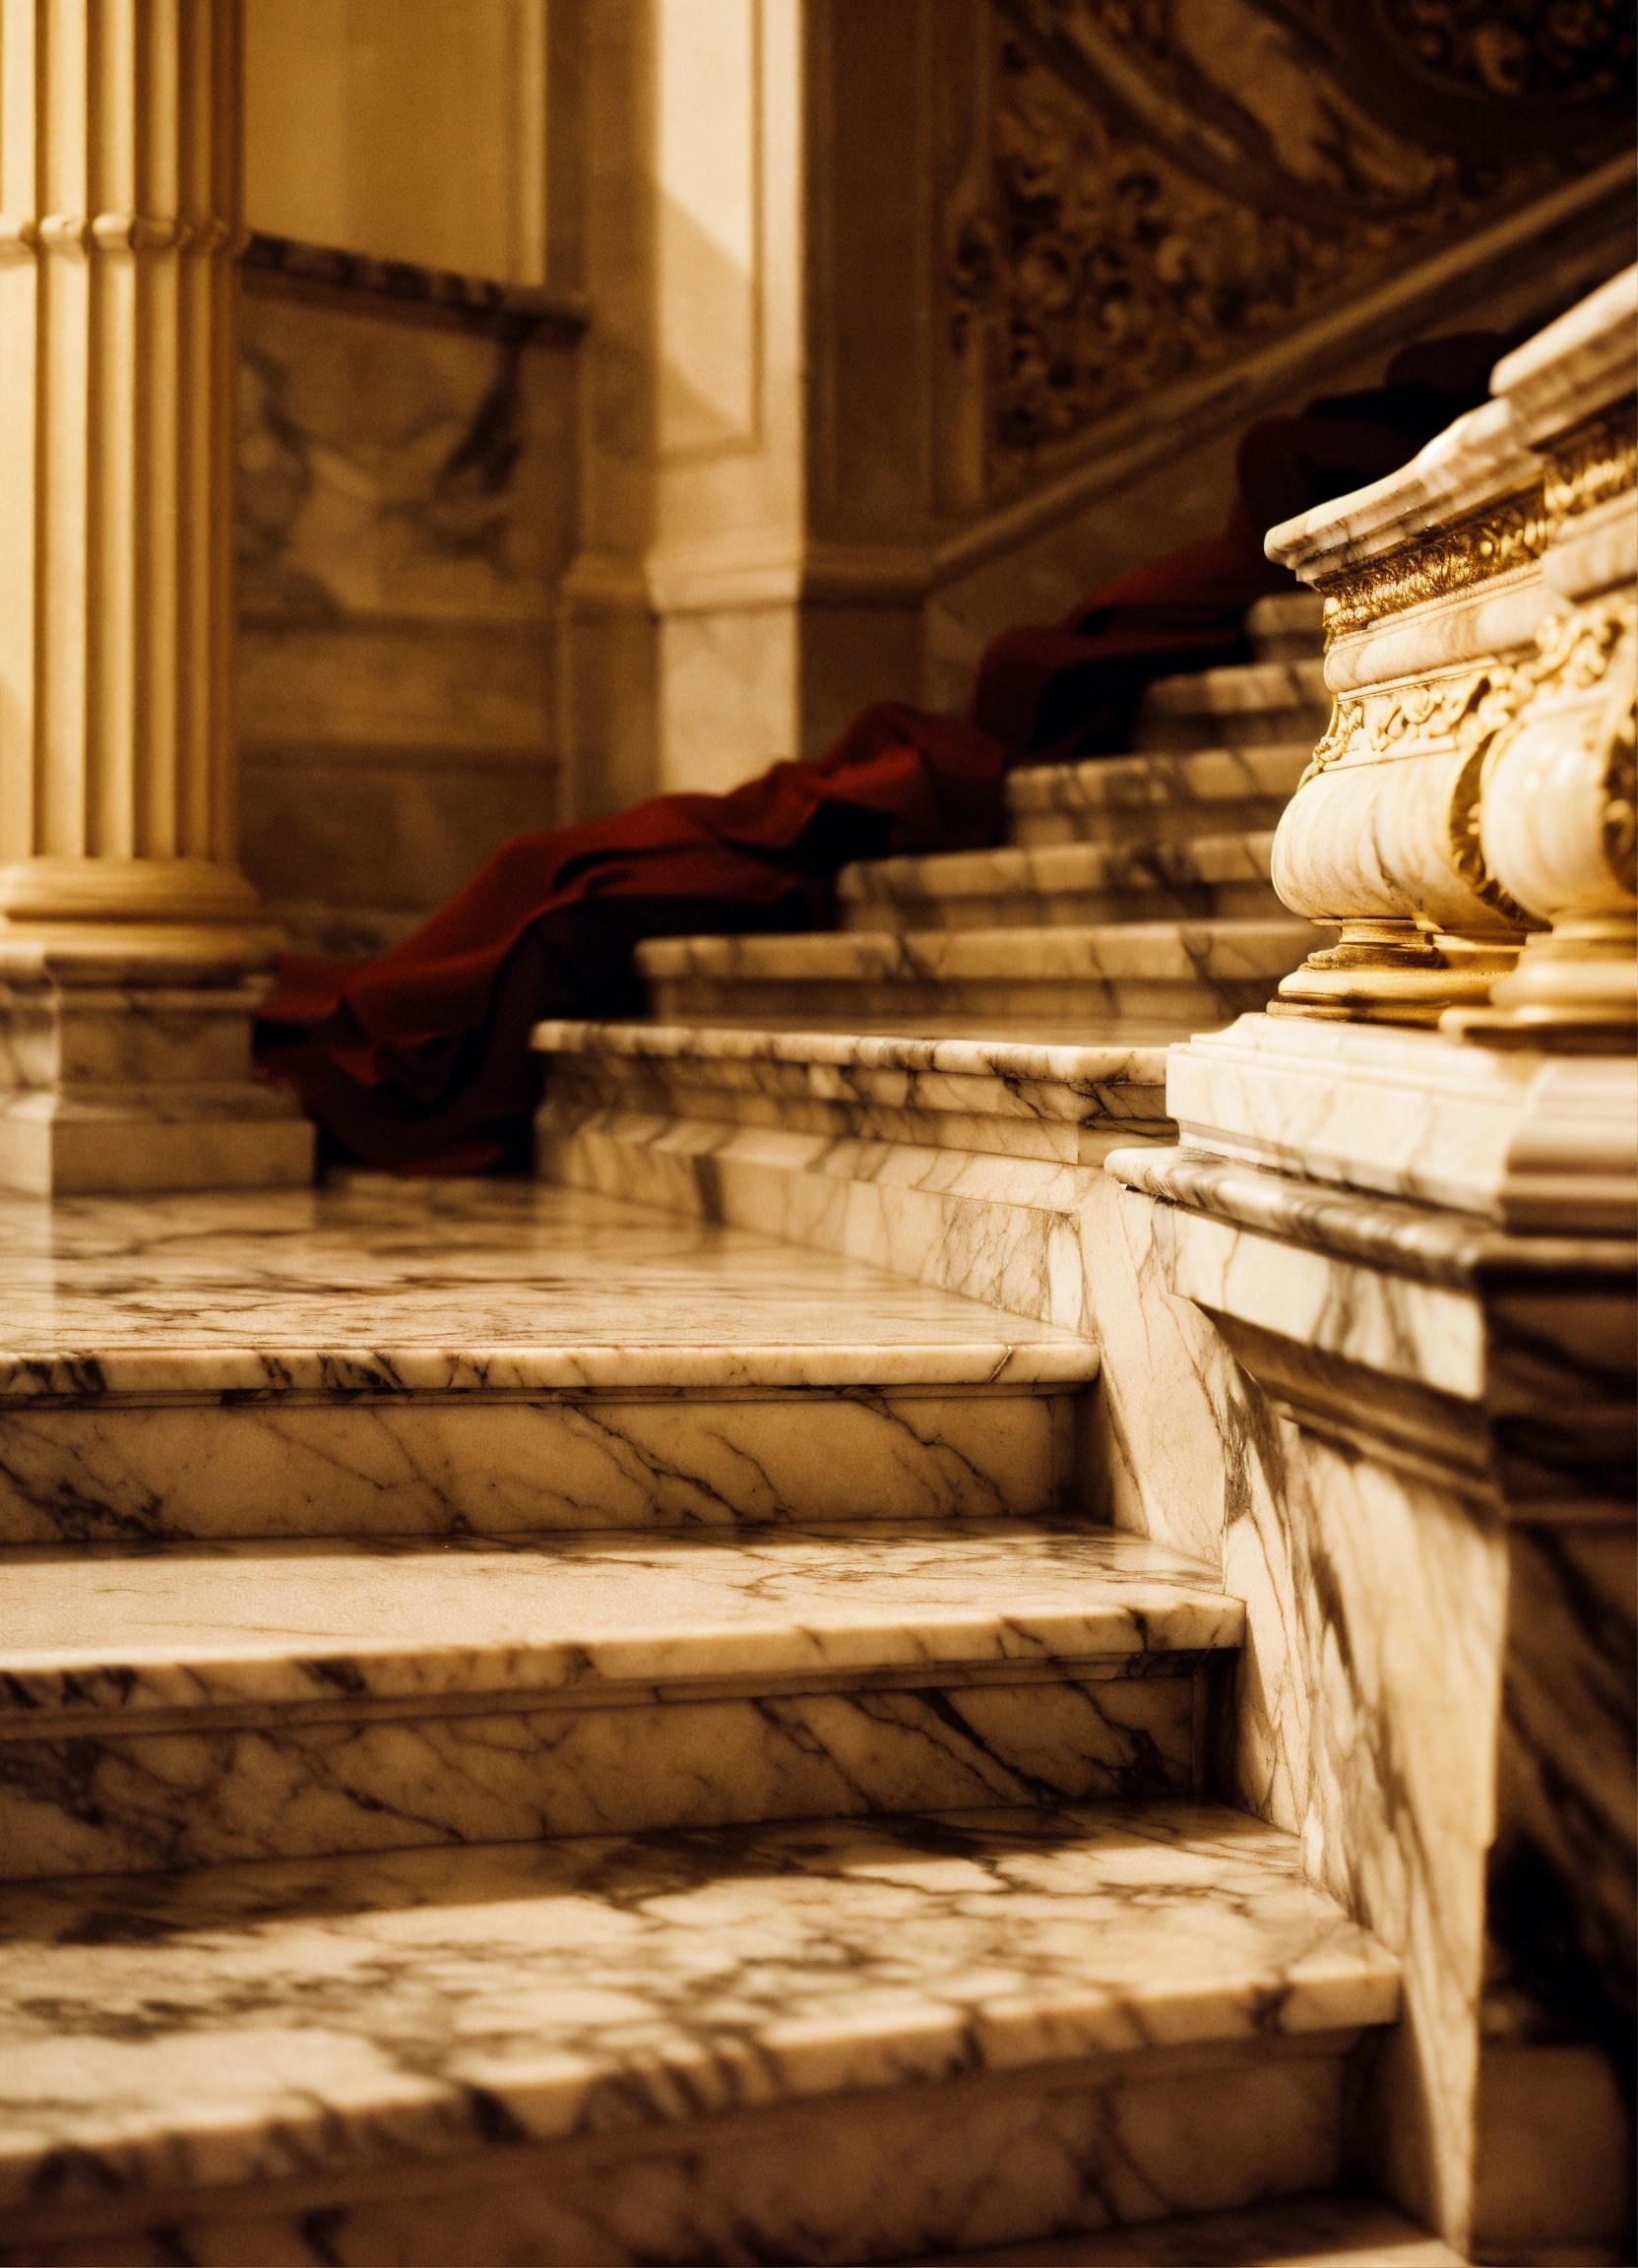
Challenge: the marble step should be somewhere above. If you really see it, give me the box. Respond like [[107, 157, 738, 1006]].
[[534, 1020, 1171, 1166], [0, 1178, 1098, 1544], [0, 1801, 1400, 2266], [1245, 591, 1327, 665], [929, 2192, 1458, 2264], [838, 830, 1280, 932], [637, 917, 1319, 1039], [1004, 742, 1311, 850], [0, 1522, 1239, 1877], [1133, 659, 1330, 754]]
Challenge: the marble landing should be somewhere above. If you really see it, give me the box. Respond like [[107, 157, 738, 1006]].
[[0, 1523, 1239, 1875], [0, 1177, 1098, 1541], [637, 917, 1318, 1037], [1004, 744, 1311, 850], [837, 830, 1281, 932], [0, 1801, 1398, 2265]]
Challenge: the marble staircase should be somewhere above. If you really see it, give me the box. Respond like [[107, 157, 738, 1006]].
[[0, 1175, 1400, 2265], [638, 596, 1328, 1041]]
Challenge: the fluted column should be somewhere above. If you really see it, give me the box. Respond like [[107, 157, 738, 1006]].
[[0, 0, 311, 1192]]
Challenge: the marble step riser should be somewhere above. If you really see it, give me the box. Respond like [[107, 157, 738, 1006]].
[[1003, 746, 1311, 851], [647, 973, 1292, 1034], [1006, 798, 1294, 850], [842, 879, 1283, 932], [1131, 705, 1329, 755], [539, 1074, 1167, 1167], [0, 1664, 1218, 1880], [0, 2033, 1358, 2267], [0, 1386, 1084, 1544]]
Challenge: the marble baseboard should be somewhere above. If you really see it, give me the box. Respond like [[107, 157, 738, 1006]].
[[0, 1523, 1235, 1875], [1005, 744, 1310, 851], [0, 1801, 1396, 2260]]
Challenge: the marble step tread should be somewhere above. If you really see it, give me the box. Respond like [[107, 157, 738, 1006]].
[[0, 1522, 1240, 1725], [838, 830, 1278, 931], [639, 917, 1317, 1039], [1005, 743, 1311, 850], [0, 1527, 1241, 1876], [639, 918, 1311, 984], [0, 1801, 1401, 2260], [0, 1176, 1098, 1401], [533, 1020, 1173, 1166]]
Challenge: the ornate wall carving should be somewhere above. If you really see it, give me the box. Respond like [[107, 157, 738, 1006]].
[[948, 0, 1634, 479]]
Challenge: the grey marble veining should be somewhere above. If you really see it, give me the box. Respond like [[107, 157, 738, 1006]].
[[535, 1020, 1172, 1166], [0, 1177, 1097, 1403], [1132, 661, 1330, 753], [1005, 743, 1311, 850], [0, 1800, 1398, 2259], [837, 831, 1280, 932], [0, 1523, 1237, 1876], [638, 917, 1316, 1038]]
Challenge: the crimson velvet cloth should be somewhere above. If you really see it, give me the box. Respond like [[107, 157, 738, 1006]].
[[255, 336, 1503, 1172]]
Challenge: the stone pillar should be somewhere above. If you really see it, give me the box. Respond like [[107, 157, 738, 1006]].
[[0, 0, 312, 1193], [556, 0, 978, 816]]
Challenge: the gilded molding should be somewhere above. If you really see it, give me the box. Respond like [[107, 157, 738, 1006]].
[[1544, 399, 1638, 524], [1318, 486, 1550, 644]]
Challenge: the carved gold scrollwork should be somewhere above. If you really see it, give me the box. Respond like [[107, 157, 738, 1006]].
[[1318, 487, 1551, 644]]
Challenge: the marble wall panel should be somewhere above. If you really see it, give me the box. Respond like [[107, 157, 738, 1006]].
[[236, 285, 577, 945]]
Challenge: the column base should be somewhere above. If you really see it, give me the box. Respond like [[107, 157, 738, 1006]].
[[0, 930, 314, 1196], [1269, 920, 1525, 1028]]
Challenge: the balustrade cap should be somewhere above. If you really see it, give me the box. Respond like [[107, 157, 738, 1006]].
[[1491, 263, 1638, 449], [1263, 397, 1537, 585]]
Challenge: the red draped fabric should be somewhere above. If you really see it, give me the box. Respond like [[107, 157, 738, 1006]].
[[255, 335, 1505, 1173]]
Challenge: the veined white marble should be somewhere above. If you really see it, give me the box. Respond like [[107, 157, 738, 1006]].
[[837, 830, 1279, 932], [1166, 1012, 1638, 1230], [1006, 744, 1311, 850], [0, 1802, 1398, 2262], [535, 1021, 1171, 1164], [0, 1177, 1097, 1401], [0, 1523, 1237, 1721], [0, 1524, 1238, 1874], [1132, 660, 1330, 754], [0, 1177, 1098, 1543], [1490, 263, 1637, 449], [637, 917, 1317, 1037]]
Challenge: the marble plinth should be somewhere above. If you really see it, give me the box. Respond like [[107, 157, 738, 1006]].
[[0, 941, 313, 1195], [935, 2193, 1460, 2265], [838, 831, 1280, 933], [637, 918, 1318, 1037], [0, 1523, 1236, 1876], [0, 1802, 1397, 2264], [1002, 744, 1310, 851], [1166, 1012, 1638, 1229], [0, 1178, 1096, 1543]]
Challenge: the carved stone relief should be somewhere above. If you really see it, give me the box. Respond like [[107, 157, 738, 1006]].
[[950, 0, 1634, 479]]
